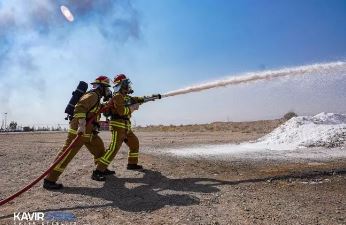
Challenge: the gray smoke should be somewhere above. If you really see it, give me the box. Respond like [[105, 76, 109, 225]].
[[0, 0, 140, 66], [59, 0, 141, 40], [0, 0, 141, 119], [0, 0, 140, 39]]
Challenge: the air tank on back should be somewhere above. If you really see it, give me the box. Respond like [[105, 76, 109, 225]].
[[64, 81, 88, 120]]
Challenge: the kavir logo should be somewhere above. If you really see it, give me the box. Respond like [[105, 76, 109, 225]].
[[14, 212, 44, 221]]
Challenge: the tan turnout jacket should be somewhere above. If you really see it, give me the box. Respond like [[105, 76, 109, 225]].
[[69, 91, 101, 134], [108, 93, 144, 130]]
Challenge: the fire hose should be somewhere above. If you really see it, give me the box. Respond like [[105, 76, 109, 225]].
[[0, 107, 106, 206]]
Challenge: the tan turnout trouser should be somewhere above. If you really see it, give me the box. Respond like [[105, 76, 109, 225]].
[[97, 126, 139, 171], [46, 132, 106, 182]]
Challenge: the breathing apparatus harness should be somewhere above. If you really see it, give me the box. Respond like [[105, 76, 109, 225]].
[[64, 76, 112, 121]]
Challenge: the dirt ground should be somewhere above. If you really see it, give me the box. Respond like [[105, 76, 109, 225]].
[[0, 120, 345, 225]]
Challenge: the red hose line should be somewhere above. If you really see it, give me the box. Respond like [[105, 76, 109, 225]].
[[0, 107, 106, 206], [0, 134, 82, 206]]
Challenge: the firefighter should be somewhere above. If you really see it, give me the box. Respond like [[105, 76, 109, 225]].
[[95, 74, 144, 174], [43, 76, 114, 190]]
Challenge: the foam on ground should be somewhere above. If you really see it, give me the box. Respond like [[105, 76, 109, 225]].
[[164, 113, 346, 159], [253, 112, 346, 150]]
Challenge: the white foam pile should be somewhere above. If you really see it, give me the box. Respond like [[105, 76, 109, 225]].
[[165, 113, 346, 158], [253, 112, 346, 150]]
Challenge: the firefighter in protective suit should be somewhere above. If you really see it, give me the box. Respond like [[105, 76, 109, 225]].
[[95, 74, 144, 173], [43, 76, 114, 190]]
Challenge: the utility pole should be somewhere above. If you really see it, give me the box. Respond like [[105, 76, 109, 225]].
[[4, 112, 7, 131]]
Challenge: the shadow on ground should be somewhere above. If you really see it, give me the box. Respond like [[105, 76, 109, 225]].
[[32, 168, 346, 213], [54, 169, 222, 212], [1, 168, 345, 220]]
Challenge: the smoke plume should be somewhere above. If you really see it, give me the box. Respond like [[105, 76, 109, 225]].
[[0, 0, 141, 125], [0, 0, 140, 70]]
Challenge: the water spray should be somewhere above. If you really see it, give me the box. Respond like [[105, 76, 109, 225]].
[[161, 61, 346, 98]]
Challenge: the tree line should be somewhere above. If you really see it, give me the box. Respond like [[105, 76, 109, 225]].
[[0, 121, 67, 132]]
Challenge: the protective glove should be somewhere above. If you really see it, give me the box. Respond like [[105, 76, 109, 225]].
[[129, 103, 140, 113], [77, 118, 86, 134]]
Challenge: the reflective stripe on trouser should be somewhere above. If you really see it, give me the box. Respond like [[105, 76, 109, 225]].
[[125, 131, 140, 165], [98, 130, 119, 166], [97, 128, 127, 171], [45, 130, 106, 182], [96, 127, 140, 171]]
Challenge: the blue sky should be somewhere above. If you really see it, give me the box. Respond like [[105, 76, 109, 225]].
[[0, 0, 346, 127]]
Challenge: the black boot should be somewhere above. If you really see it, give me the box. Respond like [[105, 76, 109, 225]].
[[91, 170, 106, 181], [102, 168, 115, 176], [127, 164, 143, 170], [43, 179, 63, 190]]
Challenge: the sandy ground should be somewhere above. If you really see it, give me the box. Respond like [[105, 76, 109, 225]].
[[0, 120, 345, 225]]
